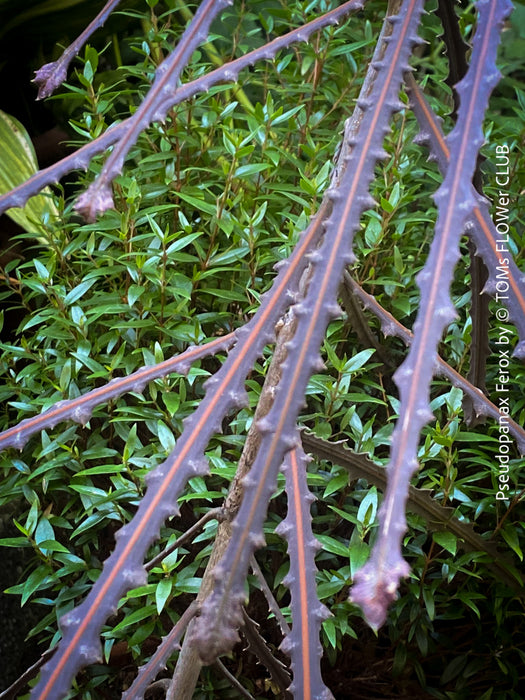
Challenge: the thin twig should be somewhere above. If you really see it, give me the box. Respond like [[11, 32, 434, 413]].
[[0, 647, 56, 700], [213, 659, 257, 700], [145, 507, 225, 571], [250, 555, 291, 636]]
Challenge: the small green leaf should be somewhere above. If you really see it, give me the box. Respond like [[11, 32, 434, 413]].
[[36, 539, 70, 554], [343, 349, 375, 374], [433, 531, 457, 556], [350, 540, 369, 578], [356, 487, 378, 530], [501, 525, 523, 561], [155, 578, 172, 614], [163, 392, 180, 416], [322, 618, 337, 648], [111, 605, 157, 632], [0, 536, 32, 547], [323, 472, 348, 498], [157, 420, 175, 452], [127, 284, 145, 306], [422, 587, 435, 621], [234, 163, 270, 178], [21, 567, 54, 606], [176, 192, 217, 216], [317, 534, 349, 559]]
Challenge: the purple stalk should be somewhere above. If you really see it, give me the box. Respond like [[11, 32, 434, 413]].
[[29, 185, 328, 700], [344, 275, 525, 453], [191, 0, 424, 662], [406, 74, 525, 358], [351, 0, 514, 630], [34, 0, 122, 99], [0, 0, 363, 219], [0, 334, 235, 453], [122, 603, 198, 700], [75, 0, 232, 221], [276, 444, 332, 700]]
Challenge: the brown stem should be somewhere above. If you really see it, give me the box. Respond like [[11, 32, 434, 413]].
[[167, 307, 299, 699]]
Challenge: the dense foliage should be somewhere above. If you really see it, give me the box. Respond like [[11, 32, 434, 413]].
[[0, 1, 524, 698]]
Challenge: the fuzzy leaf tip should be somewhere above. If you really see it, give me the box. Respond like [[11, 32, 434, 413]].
[[34, 61, 67, 100], [75, 183, 115, 221], [350, 554, 410, 630]]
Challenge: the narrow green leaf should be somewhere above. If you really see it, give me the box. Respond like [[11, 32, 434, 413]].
[[155, 578, 172, 614]]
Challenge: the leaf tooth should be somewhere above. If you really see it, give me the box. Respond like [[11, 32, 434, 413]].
[[279, 635, 293, 654], [60, 609, 96, 636], [75, 184, 115, 222], [259, 48, 276, 60], [306, 249, 323, 264], [122, 565, 148, 589], [412, 35, 428, 47], [272, 258, 288, 271], [130, 379, 147, 394], [386, 13, 401, 24], [394, 364, 413, 382], [416, 267, 432, 284], [72, 405, 92, 426], [389, 98, 406, 112], [513, 340, 525, 361], [144, 465, 166, 485], [291, 301, 310, 317], [9, 193, 26, 208], [9, 430, 29, 451], [281, 572, 294, 588], [325, 301, 343, 318], [380, 319, 398, 337], [312, 602, 331, 622], [249, 531, 266, 548], [275, 520, 293, 537], [343, 136, 358, 148], [222, 68, 238, 81], [359, 193, 376, 208], [240, 472, 258, 489], [356, 98, 371, 111], [228, 388, 249, 409], [326, 186, 342, 201], [256, 416, 273, 435], [372, 147, 389, 161], [416, 407, 434, 423], [312, 355, 326, 372], [484, 68, 502, 86], [187, 456, 209, 476], [202, 374, 223, 392]]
